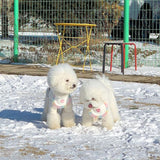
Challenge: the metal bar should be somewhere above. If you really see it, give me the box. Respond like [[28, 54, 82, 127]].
[[102, 44, 107, 74], [103, 42, 124, 74], [123, 44, 125, 69], [121, 44, 124, 75], [110, 45, 113, 72], [14, 0, 19, 62], [54, 23, 96, 27], [124, 0, 130, 68]]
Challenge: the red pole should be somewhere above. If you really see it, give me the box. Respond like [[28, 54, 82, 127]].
[[123, 44, 125, 69], [133, 44, 137, 71]]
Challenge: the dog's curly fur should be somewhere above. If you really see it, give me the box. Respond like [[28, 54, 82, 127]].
[[42, 63, 78, 129], [80, 75, 120, 130]]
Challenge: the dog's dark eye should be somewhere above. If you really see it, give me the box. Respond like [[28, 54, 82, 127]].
[[66, 79, 69, 82], [92, 98, 96, 101]]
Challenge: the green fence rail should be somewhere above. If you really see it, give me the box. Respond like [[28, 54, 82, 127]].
[[0, 0, 159, 67]]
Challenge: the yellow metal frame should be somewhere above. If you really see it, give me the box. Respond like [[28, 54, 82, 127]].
[[54, 23, 96, 70]]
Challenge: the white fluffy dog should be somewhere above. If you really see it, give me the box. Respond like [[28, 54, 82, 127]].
[[80, 75, 120, 130], [42, 63, 78, 129]]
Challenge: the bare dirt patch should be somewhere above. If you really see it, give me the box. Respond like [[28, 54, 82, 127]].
[[0, 64, 160, 85]]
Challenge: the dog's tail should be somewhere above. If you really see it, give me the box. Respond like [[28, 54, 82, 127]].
[[95, 74, 113, 91], [96, 75, 120, 122]]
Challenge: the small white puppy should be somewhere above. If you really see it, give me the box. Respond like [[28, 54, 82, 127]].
[[80, 75, 120, 130], [42, 63, 78, 129]]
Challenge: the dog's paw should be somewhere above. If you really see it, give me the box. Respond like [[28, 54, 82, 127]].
[[102, 121, 114, 130], [82, 121, 93, 127], [47, 113, 61, 129], [48, 123, 61, 129], [114, 116, 121, 123], [63, 120, 75, 128], [103, 124, 113, 130]]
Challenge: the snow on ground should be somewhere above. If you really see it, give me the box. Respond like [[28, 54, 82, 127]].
[[88, 64, 160, 77], [0, 74, 160, 160]]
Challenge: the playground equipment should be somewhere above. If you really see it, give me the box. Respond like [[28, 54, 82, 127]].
[[54, 23, 96, 70], [103, 42, 137, 75]]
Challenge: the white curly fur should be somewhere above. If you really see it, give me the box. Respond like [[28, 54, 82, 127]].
[[42, 63, 78, 129], [80, 75, 120, 130]]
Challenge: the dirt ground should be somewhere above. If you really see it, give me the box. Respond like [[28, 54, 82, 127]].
[[0, 64, 160, 85]]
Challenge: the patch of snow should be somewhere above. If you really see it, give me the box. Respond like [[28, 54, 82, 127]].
[[0, 74, 160, 159]]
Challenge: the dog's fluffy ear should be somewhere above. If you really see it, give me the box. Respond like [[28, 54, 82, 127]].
[[47, 66, 59, 88]]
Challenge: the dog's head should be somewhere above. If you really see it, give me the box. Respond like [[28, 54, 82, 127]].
[[80, 79, 109, 110], [47, 63, 78, 94]]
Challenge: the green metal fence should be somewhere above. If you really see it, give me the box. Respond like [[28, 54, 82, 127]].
[[0, 0, 159, 68]]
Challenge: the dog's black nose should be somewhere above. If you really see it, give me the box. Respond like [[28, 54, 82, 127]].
[[73, 84, 76, 88]]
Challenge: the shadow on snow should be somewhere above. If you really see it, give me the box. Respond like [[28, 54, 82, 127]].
[[0, 109, 82, 127]]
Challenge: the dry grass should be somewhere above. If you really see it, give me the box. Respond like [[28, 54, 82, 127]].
[[148, 151, 160, 160], [0, 134, 10, 138], [19, 145, 49, 156], [135, 101, 160, 107], [0, 134, 16, 157]]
